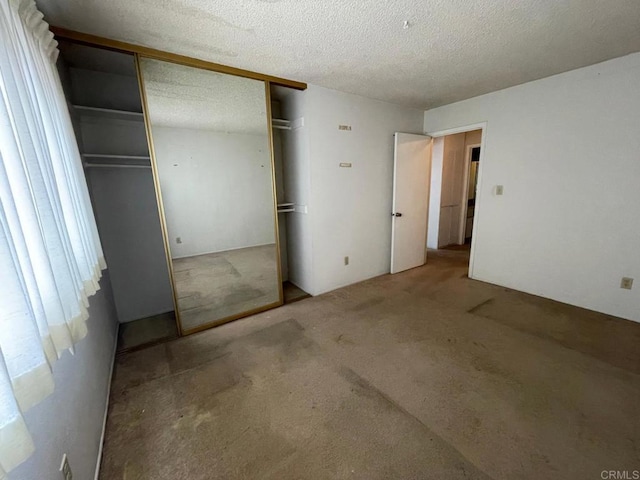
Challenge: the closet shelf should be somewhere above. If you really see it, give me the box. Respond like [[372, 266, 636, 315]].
[[82, 154, 150, 161], [73, 105, 144, 122], [82, 153, 151, 169], [277, 202, 296, 213], [272, 118, 291, 131], [83, 163, 151, 169]]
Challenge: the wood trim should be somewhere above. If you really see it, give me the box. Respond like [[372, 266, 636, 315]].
[[265, 81, 285, 307], [181, 300, 283, 336], [135, 56, 285, 338], [51, 26, 307, 90]]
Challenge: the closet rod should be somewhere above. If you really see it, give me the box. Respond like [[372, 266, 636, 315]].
[[272, 125, 291, 130], [83, 163, 152, 169]]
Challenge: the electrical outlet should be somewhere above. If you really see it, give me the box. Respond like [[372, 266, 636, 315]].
[[344, 256, 349, 266], [495, 185, 504, 195], [620, 277, 634, 290], [176, 237, 182, 244], [338, 125, 352, 131], [60, 454, 72, 480]]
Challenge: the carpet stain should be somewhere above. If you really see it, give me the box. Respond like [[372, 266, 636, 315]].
[[349, 296, 385, 312], [467, 298, 495, 314], [335, 333, 355, 345]]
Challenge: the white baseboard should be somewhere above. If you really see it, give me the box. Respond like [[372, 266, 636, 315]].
[[94, 331, 118, 480]]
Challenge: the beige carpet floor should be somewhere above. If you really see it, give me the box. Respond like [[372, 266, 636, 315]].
[[100, 247, 640, 479]]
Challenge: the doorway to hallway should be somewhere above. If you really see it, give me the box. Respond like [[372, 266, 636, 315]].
[[426, 126, 485, 277], [389, 126, 485, 278]]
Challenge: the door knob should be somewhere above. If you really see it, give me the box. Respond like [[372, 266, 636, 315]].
[[392, 212, 403, 217]]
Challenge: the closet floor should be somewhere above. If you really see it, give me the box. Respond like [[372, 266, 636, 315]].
[[283, 281, 310, 304], [117, 311, 178, 353]]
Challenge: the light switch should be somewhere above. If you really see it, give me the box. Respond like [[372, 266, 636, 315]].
[[495, 185, 504, 195]]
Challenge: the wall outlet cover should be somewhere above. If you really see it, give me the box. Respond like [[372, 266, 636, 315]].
[[495, 185, 504, 195], [620, 277, 634, 290], [344, 256, 349, 266]]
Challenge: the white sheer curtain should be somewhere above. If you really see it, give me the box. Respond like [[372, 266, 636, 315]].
[[0, 0, 105, 476]]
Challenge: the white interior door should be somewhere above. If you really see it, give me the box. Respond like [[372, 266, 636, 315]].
[[391, 133, 432, 274]]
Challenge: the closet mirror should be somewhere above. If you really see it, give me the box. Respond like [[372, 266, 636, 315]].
[[138, 57, 281, 333]]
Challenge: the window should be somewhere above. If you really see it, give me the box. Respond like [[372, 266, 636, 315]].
[[0, 0, 104, 475]]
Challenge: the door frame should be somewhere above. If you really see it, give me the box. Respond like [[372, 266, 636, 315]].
[[424, 122, 487, 279], [458, 142, 482, 245]]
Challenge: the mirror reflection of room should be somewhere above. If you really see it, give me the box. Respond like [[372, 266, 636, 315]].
[[139, 58, 281, 333]]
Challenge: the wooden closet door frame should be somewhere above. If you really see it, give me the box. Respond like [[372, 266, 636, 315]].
[[50, 27, 306, 90], [135, 55, 285, 336], [51, 27, 302, 337]]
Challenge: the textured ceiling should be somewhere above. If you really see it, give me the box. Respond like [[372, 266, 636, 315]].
[[139, 57, 268, 134], [38, 0, 640, 109]]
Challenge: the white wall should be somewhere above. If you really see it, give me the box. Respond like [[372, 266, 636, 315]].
[[305, 86, 424, 295], [152, 127, 276, 258], [424, 53, 640, 323], [10, 274, 118, 480]]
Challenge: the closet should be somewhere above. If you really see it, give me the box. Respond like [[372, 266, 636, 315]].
[[270, 86, 311, 303], [54, 30, 307, 349], [57, 41, 177, 351]]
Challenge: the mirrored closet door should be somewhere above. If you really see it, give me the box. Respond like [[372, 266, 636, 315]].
[[138, 57, 282, 333]]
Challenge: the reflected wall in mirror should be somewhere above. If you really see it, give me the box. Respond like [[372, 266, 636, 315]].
[[139, 57, 281, 333]]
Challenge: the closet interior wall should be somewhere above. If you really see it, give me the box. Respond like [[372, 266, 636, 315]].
[[56, 42, 177, 350], [270, 86, 311, 302]]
